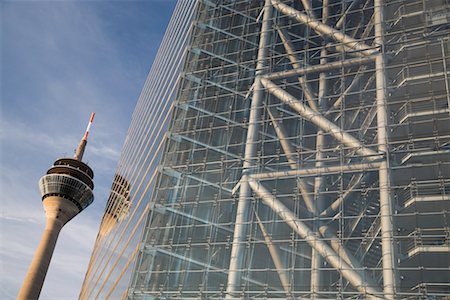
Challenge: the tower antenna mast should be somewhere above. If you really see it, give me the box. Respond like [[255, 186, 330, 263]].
[[74, 112, 95, 161]]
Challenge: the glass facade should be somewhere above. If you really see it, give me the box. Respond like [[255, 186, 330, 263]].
[[82, 0, 450, 299], [78, 1, 197, 299]]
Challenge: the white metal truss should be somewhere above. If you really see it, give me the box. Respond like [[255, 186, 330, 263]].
[[226, 0, 396, 298], [82, 1, 450, 299]]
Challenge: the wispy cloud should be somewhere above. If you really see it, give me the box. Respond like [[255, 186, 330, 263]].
[[1, 1, 175, 299]]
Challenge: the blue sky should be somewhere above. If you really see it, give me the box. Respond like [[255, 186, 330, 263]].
[[1, 1, 176, 298]]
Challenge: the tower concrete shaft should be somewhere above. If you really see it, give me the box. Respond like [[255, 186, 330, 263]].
[[17, 113, 95, 300], [17, 197, 79, 300]]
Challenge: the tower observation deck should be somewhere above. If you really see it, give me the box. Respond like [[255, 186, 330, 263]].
[[17, 113, 95, 300]]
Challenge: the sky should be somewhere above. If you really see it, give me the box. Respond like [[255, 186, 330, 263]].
[[0, 1, 176, 299]]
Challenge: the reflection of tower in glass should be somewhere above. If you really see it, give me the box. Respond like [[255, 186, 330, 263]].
[[99, 174, 131, 237], [17, 113, 95, 300]]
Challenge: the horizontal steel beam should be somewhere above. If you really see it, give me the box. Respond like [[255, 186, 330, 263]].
[[250, 162, 382, 181], [264, 56, 376, 80]]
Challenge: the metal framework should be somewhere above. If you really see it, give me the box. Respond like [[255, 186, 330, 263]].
[[81, 0, 450, 299]]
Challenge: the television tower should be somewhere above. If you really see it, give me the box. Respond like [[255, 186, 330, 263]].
[[17, 113, 96, 300]]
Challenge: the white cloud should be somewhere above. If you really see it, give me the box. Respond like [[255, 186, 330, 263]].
[[1, 2, 132, 299], [1, 0, 175, 298]]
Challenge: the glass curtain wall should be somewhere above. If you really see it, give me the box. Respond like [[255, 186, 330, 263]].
[[79, 1, 198, 299], [84, 0, 450, 299]]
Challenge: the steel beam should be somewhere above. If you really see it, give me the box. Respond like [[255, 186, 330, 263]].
[[251, 162, 381, 180], [374, 1, 397, 298], [255, 213, 291, 296], [267, 109, 379, 291], [311, 6, 329, 291], [298, 0, 316, 19], [335, 0, 366, 29], [264, 56, 376, 80], [267, 108, 314, 211], [226, 0, 273, 297], [276, 26, 318, 112], [248, 179, 383, 297], [320, 174, 370, 218], [326, 67, 367, 114], [271, 0, 377, 56], [261, 78, 380, 160]]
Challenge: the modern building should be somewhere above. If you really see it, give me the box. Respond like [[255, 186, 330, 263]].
[[80, 0, 450, 299]]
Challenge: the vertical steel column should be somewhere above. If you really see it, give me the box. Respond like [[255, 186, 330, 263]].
[[226, 0, 273, 297], [374, 0, 397, 298], [311, 3, 328, 296], [441, 39, 450, 113]]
